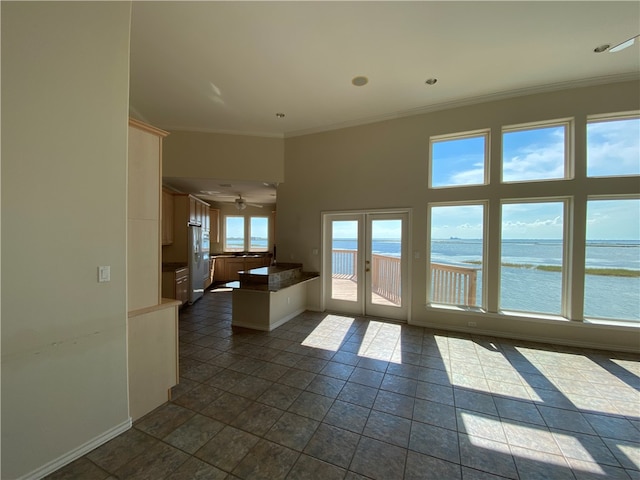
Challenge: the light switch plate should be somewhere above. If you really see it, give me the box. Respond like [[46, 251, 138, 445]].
[[98, 266, 111, 283]]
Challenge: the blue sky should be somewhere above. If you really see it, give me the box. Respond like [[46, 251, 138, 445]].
[[431, 118, 639, 240], [226, 216, 269, 238]]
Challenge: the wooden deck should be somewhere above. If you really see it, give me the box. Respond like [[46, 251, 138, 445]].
[[331, 278, 399, 306]]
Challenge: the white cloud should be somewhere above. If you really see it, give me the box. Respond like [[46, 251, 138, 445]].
[[503, 136, 565, 182], [587, 118, 640, 176]]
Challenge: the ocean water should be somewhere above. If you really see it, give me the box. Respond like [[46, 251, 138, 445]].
[[332, 238, 640, 321]]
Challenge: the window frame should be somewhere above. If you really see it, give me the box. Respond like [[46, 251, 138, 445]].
[[586, 112, 640, 179], [583, 194, 640, 323], [224, 215, 246, 252], [223, 214, 270, 253], [498, 197, 570, 318], [501, 118, 573, 184], [249, 215, 270, 252], [426, 201, 488, 310], [428, 129, 490, 189]]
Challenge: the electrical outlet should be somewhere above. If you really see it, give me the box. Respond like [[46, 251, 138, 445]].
[[467, 321, 477, 327]]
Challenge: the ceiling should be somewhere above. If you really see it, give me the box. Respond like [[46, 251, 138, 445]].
[[129, 1, 640, 202]]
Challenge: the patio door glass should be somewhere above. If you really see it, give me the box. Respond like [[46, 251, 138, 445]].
[[324, 211, 408, 321]]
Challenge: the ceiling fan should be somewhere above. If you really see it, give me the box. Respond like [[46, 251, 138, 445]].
[[232, 194, 263, 210]]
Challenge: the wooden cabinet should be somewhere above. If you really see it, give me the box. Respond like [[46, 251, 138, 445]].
[[162, 267, 189, 306], [207, 258, 215, 288], [128, 118, 168, 311], [225, 258, 246, 281], [162, 194, 211, 264], [213, 255, 272, 282], [210, 208, 220, 243], [203, 205, 210, 233], [127, 118, 179, 422], [161, 189, 174, 246]]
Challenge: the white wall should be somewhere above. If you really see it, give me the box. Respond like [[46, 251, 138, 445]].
[[278, 80, 640, 352], [163, 130, 285, 183], [1, 3, 132, 478]]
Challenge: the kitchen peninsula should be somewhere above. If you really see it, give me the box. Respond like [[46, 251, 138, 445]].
[[229, 263, 319, 331]]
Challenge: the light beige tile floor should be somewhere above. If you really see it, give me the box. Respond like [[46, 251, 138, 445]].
[[46, 287, 640, 479]]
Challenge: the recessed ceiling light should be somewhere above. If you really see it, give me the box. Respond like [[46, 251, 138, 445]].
[[275, 112, 285, 118], [425, 78, 438, 85], [352, 76, 369, 87], [593, 44, 610, 53]]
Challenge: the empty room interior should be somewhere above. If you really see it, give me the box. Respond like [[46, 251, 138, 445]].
[[2, 2, 639, 479]]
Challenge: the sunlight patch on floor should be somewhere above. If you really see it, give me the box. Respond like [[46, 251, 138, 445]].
[[301, 315, 355, 351]]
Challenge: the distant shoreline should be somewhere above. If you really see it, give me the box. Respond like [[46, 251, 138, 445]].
[[463, 260, 640, 277]]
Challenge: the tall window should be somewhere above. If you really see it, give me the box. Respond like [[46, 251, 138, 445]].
[[250, 217, 269, 252], [224, 215, 270, 252], [584, 199, 640, 322], [224, 216, 245, 252], [429, 204, 484, 308], [502, 121, 569, 183], [430, 131, 488, 188], [426, 111, 639, 324], [500, 201, 565, 315]]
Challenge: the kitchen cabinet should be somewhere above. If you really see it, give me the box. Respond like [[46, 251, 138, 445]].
[[225, 258, 246, 281], [162, 194, 211, 264], [213, 255, 272, 282], [127, 118, 179, 421], [203, 205, 210, 233], [128, 118, 168, 311], [162, 266, 189, 306], [207, 257, 216, 287], [161, 189, 174, 246], [210, 208, 220, 243]]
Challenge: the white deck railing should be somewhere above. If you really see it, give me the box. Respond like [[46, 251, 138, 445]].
[[332, 249, 477, 307], [430, 262, 477, 307]]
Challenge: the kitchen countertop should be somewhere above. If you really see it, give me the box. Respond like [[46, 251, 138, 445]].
[[224, 272, 319, 292], [162, 263, 188, 272]]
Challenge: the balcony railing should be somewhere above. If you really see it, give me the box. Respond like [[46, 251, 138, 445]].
[[430, 262, 477, 307], [331, 249, 477, 307]]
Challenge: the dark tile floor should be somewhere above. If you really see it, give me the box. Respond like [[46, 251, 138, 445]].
[[48, 287, 640, 479]]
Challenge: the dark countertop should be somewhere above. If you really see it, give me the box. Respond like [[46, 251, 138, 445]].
[[162, 263, 188, 272], [210, 253, 272, 259], [224, 272, 319, 292]]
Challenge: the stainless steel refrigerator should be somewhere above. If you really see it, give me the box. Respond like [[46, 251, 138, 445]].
[[188, 223, 208, 304]]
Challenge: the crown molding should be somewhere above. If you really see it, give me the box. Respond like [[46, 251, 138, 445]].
[[284, 73, 640, 139]]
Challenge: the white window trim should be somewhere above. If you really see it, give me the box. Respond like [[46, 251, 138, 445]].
[[501, 117, 574, 184], [429, 128, 490, 189]]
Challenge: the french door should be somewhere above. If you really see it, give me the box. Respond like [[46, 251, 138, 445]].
[[323, 211, 409, 321]]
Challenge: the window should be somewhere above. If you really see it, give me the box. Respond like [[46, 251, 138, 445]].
[[584, 198, 640, 322], [500, 201, 565, 315], [502, 121, 569, 183], [429, 204, 484, 308], [250, 217, 269, 252], [224, 216, 245, 252], [427, 112, 638, 324], [430, 131, 488, 188], [224, 215, 270, 252], [587, 115, 640, 177]]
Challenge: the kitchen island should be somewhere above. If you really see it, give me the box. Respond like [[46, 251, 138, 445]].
[[228, 263, 319, 331]]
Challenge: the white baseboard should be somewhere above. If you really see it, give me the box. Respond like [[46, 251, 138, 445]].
[[269, 307, 306, 330], [21, 418, 132, 480], [412, 320, 639, 353], [233, 308, 306, 331]]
